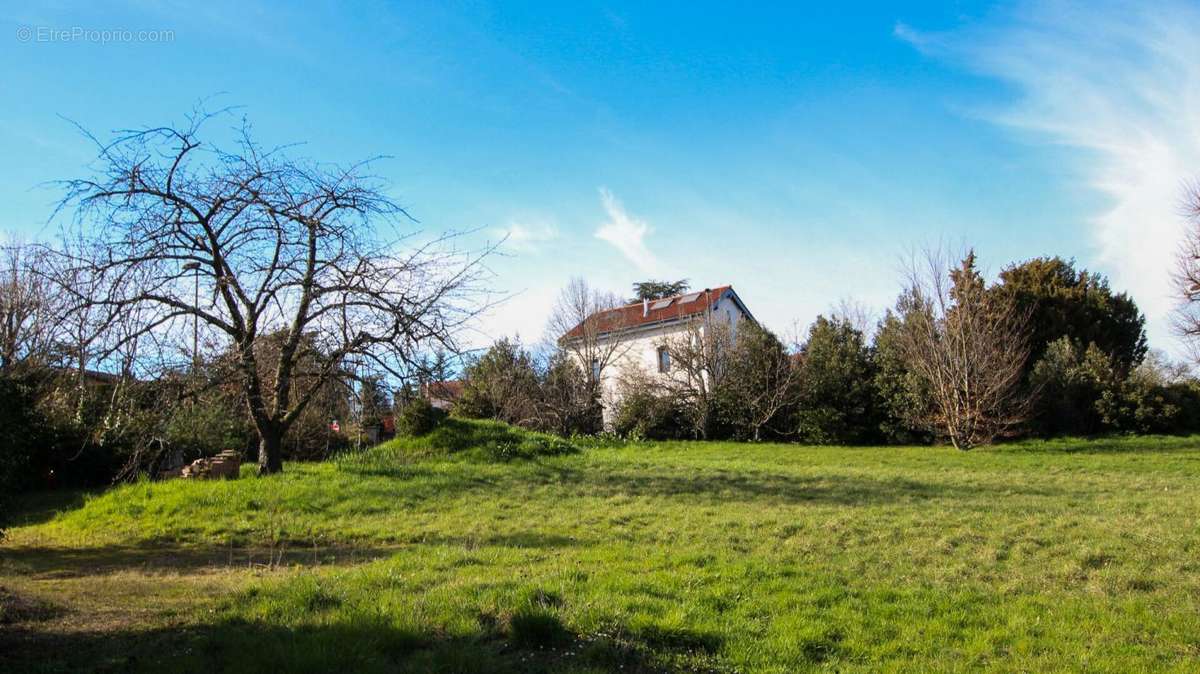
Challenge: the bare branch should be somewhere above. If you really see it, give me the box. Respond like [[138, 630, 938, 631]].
[[893, 246, 1032, 449], [49, 111, 494, 473]]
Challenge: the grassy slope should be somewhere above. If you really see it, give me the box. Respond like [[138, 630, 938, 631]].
[[3, 424, 1200, 672]]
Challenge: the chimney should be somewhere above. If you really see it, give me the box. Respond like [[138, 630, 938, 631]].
[[643, 297, 649, 317]]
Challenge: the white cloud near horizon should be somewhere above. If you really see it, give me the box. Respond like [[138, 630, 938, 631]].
[[595, 187, 660, 273], [897, 1, 1200, 351]]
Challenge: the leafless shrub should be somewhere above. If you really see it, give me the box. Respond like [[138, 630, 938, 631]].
[[894, 247, 1032, 449]]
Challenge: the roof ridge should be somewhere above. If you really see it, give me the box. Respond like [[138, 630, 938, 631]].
[[619, 285, 729, 307], [560, 285, 739, 341]]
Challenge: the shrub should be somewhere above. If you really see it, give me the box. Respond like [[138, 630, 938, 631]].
[[793, 315, 881, 444], [717, 322, 800, 441], [871, 311, 932, 444], [538, 353, 603, 437], [165, 393, 255, 458], [611, 374, 691, 440], [993, 256, 1147, 376], [395, 397, 445, 437], [0, 377, 39, 485], [29, 374, 128, 486], [0, 376, 47, 537], [283, 413, 350, 461], [1029, 339, 1200, 436], [1095, 380, 1200, 434], [453, 338, 540, 425], [1028, 338, 1114, 436], [1114, 354, 1200, 434]]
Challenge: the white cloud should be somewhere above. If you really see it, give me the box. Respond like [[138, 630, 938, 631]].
[[899, 1, 1200, 350], [594, 187, 660, 273], [891, 22, 928, 50], [492, 219, 559, 253]]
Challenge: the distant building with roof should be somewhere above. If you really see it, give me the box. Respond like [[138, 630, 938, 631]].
[[560, 285, 754, 426], [421, 380, 465, 411]]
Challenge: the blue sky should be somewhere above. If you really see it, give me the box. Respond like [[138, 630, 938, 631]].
[[3, 1, 1196, 352]]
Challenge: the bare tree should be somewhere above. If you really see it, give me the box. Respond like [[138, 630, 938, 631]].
[[894, 248, 1031, 450], [1174, 184, 1200, 361], [549, 278, 632, 397], [1132, 348, 1194, 386], [655, 314, 734, 439], [830, 297, 877, 340], [0, 241, 58, 373], [50, 111, 491, 474], [43, 234, 124, 378]]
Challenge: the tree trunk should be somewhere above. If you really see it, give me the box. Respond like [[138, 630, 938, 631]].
[[257, 426, 284, 475]]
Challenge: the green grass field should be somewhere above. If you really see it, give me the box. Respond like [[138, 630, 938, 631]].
[[3, 421, 1200, 673]]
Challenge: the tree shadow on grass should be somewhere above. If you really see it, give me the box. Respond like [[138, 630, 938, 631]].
[[539, 465, 1065, 505], [0, 529, 591, 579], [325, 459, 1068, 507], [0, 611, 719, 674], [0, 542, 401, 579], [0, 585, 65, 625], [6, 489, 94, 528], [997, 434, 1200, 455], [312, 454, 1065, 507]]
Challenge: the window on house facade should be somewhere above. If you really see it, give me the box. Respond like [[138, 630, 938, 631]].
[[591, 358, 601, 381], [657, 346, 671, 373]]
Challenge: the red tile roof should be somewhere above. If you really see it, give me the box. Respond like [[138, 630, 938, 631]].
[[561, 286, 740, 341], [421, 380, 464, 402]]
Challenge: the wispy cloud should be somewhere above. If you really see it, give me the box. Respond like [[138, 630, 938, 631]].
[[891, 22, 928, 50], [897, 1, 1200, 347], [595, 187, 659, 273], [492, 219, 559, 253]]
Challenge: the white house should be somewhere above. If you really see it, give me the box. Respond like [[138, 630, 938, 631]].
[[560, 285, 755, 426]]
